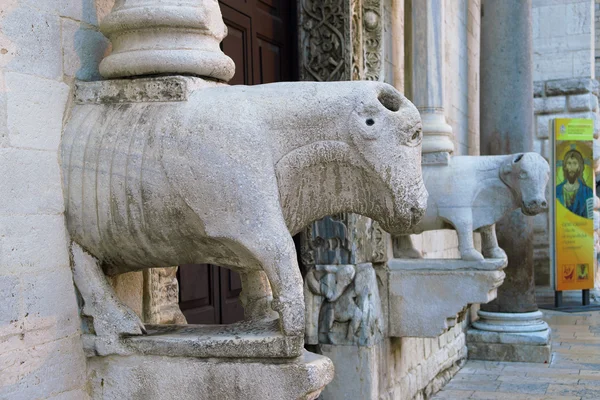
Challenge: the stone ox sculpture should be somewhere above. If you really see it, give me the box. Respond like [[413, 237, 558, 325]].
[[61, 80, 427, 353], [395, 153, 549, 261]]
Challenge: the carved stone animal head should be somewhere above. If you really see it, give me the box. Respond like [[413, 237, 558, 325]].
[[346, 83, 428, 234], [501, 152, 550, 216]]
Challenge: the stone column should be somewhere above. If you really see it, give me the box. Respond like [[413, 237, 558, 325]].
[[467, 0, 551, 363], [408, 0, 454, 155]]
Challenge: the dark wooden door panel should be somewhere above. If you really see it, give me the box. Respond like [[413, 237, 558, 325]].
[[178, 264, 220, 324], [220, 269, 244, 323], [221, 3, 253, 86]]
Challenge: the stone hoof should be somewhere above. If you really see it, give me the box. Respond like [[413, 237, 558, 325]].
[[460, 248, 484, 261], [397, 247, 423, 259], [272, 298, 305, 337], [483, 247, 507, 259]]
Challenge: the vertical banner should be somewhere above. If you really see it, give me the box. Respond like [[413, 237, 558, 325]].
[[553, 118, 595, 291]]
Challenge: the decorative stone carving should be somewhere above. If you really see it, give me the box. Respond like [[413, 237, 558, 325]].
[[394, 153, 550, 261], [61, 75, 427, 357], [298, 0, 383, 82], [362, 0, 383, 81], [304, 263, 383, 345], [386, 257, 507, 337], [299, 0, 351, 81], [300, 214, 387, 268], [143, 268, 186, 325], [98, 0, 235, 81]]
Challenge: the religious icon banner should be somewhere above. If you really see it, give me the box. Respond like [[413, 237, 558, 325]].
[[552, 118, 595, 291]]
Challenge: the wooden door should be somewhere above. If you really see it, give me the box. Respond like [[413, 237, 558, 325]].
[[178, 0, 295, 325]]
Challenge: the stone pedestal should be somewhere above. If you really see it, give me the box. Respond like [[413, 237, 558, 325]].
[[467, 311, 551, 363], [87, 350, 333, 400], [386, 258, 507, 337]]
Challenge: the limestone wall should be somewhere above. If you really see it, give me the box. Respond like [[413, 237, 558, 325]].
[[380, 310, 469, 400], [0, 1, 112, 398], [533, 0, 595, 82]]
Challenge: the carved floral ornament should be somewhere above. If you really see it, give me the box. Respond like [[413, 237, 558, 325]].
[[299, 0, 383, 82]]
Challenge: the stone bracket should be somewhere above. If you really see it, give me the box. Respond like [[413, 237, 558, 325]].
[[386, 258, 507, 337]]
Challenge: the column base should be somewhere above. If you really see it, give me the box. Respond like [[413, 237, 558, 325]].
[[467, 311, 551, 363]]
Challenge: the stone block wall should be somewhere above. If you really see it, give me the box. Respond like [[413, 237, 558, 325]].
[[532, 78, 600, 286], [533, 0, 595, 81], [0, 0, 111, 398], [380, 310, 469, 400]]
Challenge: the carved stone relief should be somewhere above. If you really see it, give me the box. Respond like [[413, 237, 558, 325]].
[[143, 268, 187, 325], [304, 263, 383, 345], [298, 0, 383, 82]]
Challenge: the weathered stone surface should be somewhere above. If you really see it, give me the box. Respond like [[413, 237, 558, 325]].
[[5, 71, 70, 150], [61, 76, 427, 355], [394, 153, 550, 261], [386, 258, 506, 337], [98, 0, 235, 80], [74, 76, 217, 104], [568, 93, 598, 112], [304, 263, 382, 346], [300, 214, 387, 267], [0, 4, 62, 80], [143, 267, 186, 325], [467, 341, 551, 363], [468, 311, 551, 363], [124, 318, 303, 359], [533, 81, 545, 97], [545, 78, 599, 96], [533, 96, 566, 114], [318, 343, 379, 400], [87, 350, 334, 400]]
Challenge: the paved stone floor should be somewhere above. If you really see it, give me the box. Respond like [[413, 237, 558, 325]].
[[432, 309, 600, 399]]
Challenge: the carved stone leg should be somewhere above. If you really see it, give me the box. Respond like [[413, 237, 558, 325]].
[[243, 233, 305, 337], [441, 210, 483, 261], [70, 242, 146, 338], [392, 235, 423, 259], [479, 224, 507, 259], [239, 270, 277, 320]]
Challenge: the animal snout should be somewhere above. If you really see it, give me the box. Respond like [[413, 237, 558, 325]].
[[410, 188, 428, 225], [523, 198, 548, 215]]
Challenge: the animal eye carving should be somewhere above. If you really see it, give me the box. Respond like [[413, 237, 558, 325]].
[[411, 131, 420, 141], [519, 171, 528, 179]]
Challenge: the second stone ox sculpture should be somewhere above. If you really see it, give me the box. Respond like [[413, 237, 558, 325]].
[[61, 79, 427, 356], [395, 152, 550, 261]]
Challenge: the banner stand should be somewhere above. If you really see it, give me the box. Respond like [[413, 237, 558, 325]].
[[542, 118, 597, 313]]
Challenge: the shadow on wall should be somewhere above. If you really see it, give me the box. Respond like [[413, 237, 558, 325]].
[[71, 0, 111, 81]]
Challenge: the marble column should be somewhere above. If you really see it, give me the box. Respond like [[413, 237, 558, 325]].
[[408, 0, 454, 155], [468, 0, 550, 363]]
